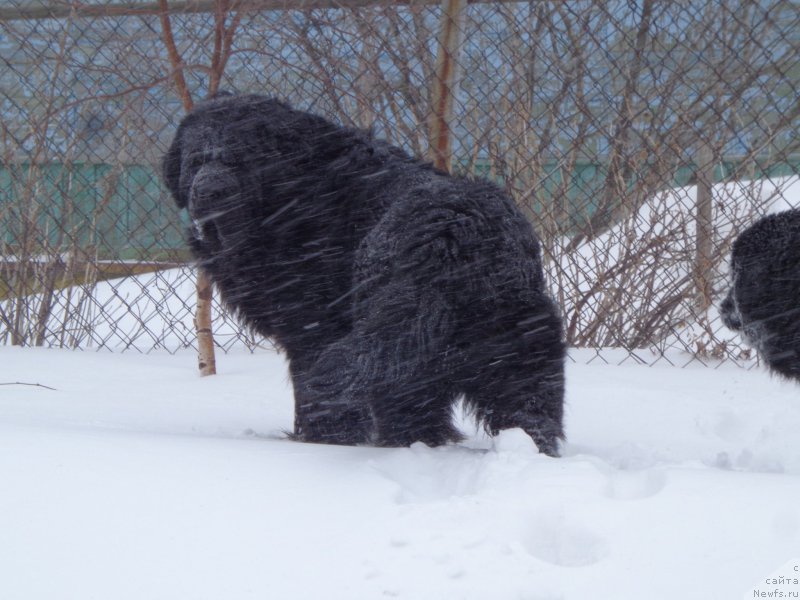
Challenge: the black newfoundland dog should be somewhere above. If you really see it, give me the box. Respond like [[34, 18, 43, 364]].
[[163, 94, 566, 455], [720, 208, 800, 381]]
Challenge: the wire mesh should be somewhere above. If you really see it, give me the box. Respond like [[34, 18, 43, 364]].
[[1, 0, 798, 363]]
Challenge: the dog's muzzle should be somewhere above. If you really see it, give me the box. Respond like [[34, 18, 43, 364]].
[[188, 164, 238, 217], [187, 164, 241, 245], [719, 291, 742, 331]]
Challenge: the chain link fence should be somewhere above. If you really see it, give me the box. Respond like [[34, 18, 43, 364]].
[[1, 0, 798, 365]]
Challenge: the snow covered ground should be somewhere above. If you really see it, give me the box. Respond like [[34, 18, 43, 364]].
[[1, 346, 798, 599]]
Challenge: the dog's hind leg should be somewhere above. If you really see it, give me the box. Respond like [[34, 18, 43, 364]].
[[289, 346, 374, 445], [462, 298, 566, 457], [348, 280, 464, 447]]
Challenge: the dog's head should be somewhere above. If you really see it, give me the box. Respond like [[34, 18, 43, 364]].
[[720, 209, 800, 379], [162, 94, 300, 255], [164, 94, 236, 209]]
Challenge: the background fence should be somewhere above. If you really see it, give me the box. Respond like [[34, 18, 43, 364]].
[[1, 0, 798, 365]]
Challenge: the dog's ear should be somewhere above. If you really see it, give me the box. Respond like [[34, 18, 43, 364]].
[[162, 132, 187, 208]]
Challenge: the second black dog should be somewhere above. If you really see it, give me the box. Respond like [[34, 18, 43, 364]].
[[163, 94, 566, 455], [721, 208, 800, 381]]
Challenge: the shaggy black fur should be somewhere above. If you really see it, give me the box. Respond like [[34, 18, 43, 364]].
[[720, 208, 800, 380], [163, 94, 566, 455]]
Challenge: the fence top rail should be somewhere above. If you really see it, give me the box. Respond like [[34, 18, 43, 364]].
[[0, 0, 509, 21]]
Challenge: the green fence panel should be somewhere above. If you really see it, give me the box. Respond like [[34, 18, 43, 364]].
[[2, 159, 797, 260]]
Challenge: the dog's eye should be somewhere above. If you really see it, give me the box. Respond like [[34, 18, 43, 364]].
[[186, 152, 206, 169], [218, 149, 237, 166]]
